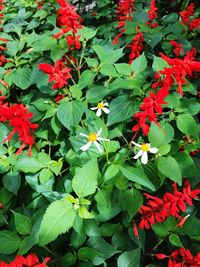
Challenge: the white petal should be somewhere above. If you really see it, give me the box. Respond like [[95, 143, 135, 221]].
[[133, 150, 143, 159], [141, 152, 148, 164], [90, 107, 98, 110], [103, 103, 109, 107], [132, 141, 141, 148], [96, 108, 102, 117], [80, 133, 88, 137], [98, 137, 110, 142], [97, 128, 102, 137], [149, 147, 158, 154], [94, 141, 103, 152], [80, 141, 92, 151], [102, 107, 110, 114]]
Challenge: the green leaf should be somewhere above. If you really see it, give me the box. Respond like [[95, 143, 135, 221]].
[[87, 236, 118, 258], [57, 100, 85, 131], [13, 212, 32, 235], [120, 166, 156, 191], [49, 160, 63, 176], [92, 45, 124, 64], [3, 171, 21, 195], [95, 187, 121, 221], [78, 70, 96, 89], [152, 56, 170, 71], [152, 216, 176, 237], [72, 158, 98, 198], [100, 63, 119, 77], [12, 68, 32, 89], [114, 63, 132, 76], [39, 199, 75, 245], [16, 156, 45, 173], [145, 32, 163, 48], [173, 152, 199, 177], [79, 27, 97, 40], [107, 95, 139, 126], [78, 247, 105, 265], [148, 122, 168, 147], [122, 189, 143, 220], [131, 53, 147, 76], [79, 207, 94, 219], [169, 234, 184, 247], [157, 156, 182, 185], [117, 248, 141, 267], [0, 231, 21, 254], [39, 168, 53, 184], [176, 114, 198, 139]]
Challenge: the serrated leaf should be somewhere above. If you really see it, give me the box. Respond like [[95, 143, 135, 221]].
[[12, 68, 32, 89], [176, 114, 198, 139], [120, 166, 156, 191], [117, 248, 141, 267], [57, 100, 85, 131], [39, 199, 75, 245], [16, 156, 45, 173], [107, 95, 139, 126], [13, 212, 32, 235], [122, 189, 143, 220], [0, 230, 21, 254], [152, 56, 170, 71], [157, 156, 182, 185], [72, 158, 98, 198], [131, 53, 147, 76]]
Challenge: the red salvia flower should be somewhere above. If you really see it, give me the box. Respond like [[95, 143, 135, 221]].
[[156, 248, 200, 267], [0, 96, 38, 156], [53, 0, 82, 50], [170, 40, 184, 57], [113, 0, 135, 44], [179, 3, 195, 25], [147, 0, 158, 20], [0, 253, 50, 267], [127, 32, 144, 63], [38, 60, 72, 89], [137, 180, 200, 231]]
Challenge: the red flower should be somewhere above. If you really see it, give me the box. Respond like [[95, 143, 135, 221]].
[[0, 95, 38, 156], [137, 180, 200, 230], [179, 3, 195, 25], [127, 32, 144, 63], [147, 0, 158, 20], [170, 40, 184, 57], [157, 248, 200, 267], [113, 0, 135, 44], [0, 253, 50, 267], [38, 60, 72, 90]]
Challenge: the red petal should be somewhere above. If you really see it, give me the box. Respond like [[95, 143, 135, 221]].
[[38, 63, 53, 74], [57, 0, 67, 7], [155, 253, 168, 259]]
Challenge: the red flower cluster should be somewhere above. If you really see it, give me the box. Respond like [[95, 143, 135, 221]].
[[53, 0, 82, 50], [156, 248, 200, 267], [180, 3, 200, 31], [113, 0, 135, 44], [0, 253, 50, 267], [0, 95, 38, 156], [147, 0, 158, 20], [38, 60, 72, 90], [132, 51, 200, 136], [127, 32, 144, 63], [37, 1, 44, 9], [138, 180, 200, 230], [170, 40, 184, 57]]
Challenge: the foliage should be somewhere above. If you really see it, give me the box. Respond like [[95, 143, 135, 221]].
[[0, 0, 199, 266]]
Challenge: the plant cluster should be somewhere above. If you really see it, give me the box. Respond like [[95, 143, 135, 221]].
[[0, 0, 199, 266]]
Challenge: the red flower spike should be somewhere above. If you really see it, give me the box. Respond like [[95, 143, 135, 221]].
[[113, 0, 135, 44], [127, 32, 144, 63], [137, 180, 200, 230], [38, 60, 72, 90], [157, 248, 200, 266]]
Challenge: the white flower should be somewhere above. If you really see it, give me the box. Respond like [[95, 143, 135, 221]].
[[80, 128, 110, 152], [90, 101, 110, 117], [132, 141, 158, 165]]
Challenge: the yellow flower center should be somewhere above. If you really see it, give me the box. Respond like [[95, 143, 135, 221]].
[[141, 143, 150, 152], [97, 102, 104, 109], [88, 133, 97, 142]]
